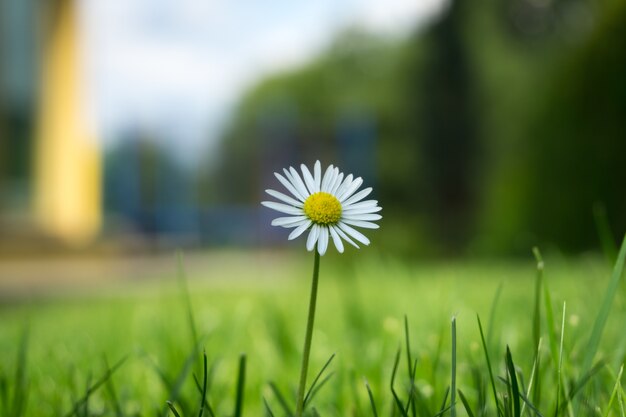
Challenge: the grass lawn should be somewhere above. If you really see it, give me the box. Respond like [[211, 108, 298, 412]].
[[1, 249, 625, 416]]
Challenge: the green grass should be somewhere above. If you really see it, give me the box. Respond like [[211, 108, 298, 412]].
[[1, 248, 625, 416]]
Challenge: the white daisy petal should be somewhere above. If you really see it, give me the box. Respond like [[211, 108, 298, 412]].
[[341, 219, 380, 229], [261, 201, 303, 216], [333, 225, 359, 249], [275, 172, 306, 202], [321, 164, 335, 192], [288, 220, 312, 240], [343, 200, 378, 210], [300, 164, 317, 195], [343, 206, 382, 215], [328, 225, 344, 253], [314, 160, 321, 192], [271, 216, 308, 227], [317, 227, 329, 255], [266, 189, 303, 207], [338, 177, 363, 202], [306, 224, 321, 251], [288, 167, 311, 199], [342, 187, 373, 206], [283, 169, 307, 200], [328, 169, 342, 194], [338, 222, 371, 245], [342, 213, 382, 222], [334, 174, 353, 197]]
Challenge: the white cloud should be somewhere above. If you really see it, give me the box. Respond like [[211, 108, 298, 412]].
[[356, 0, 447, 34]]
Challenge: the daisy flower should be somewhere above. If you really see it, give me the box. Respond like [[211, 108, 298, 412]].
[[261, 160, 382, 255]]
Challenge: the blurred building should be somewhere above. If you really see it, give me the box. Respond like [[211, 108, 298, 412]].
[[0, 0, 102, 249]]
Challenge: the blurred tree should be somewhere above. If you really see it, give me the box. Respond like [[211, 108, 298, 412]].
[[522, 1, 626, 251], [467, 0, 617, 254], [412, 0, 480, 252]]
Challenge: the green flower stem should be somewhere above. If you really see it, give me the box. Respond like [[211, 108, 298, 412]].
[[295, 250, 321, 417]]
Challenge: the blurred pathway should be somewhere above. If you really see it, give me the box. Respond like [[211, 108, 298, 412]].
[[0, 250, 293, 302]]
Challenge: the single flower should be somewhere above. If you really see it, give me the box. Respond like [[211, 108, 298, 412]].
[[262, 161, 382, 255]]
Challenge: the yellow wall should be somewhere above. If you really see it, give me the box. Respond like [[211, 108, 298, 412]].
[[34, 0, 102, 245]]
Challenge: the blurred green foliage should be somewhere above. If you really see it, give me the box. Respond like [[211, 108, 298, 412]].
[[209, 0, 626, 255]]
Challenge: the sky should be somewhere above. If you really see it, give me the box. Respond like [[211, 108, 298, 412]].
[[79, 0, 446, 161]]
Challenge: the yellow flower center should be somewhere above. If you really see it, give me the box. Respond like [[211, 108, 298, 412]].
[[303, 192, 342, 225]]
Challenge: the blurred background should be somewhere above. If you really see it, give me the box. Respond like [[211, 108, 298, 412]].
[[1, 0, 625, 266]]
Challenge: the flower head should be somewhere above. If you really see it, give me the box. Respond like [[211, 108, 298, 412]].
[[261, 161, 382, 255]]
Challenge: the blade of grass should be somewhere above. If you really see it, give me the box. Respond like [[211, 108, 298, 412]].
[[604, 364, 626, 406], [364, 378, 379, 417], [521, 338, 542, 417], [612, 334, 626, 372], [192, 355, 217, 417], [432, 404, 454, 417], [404, 316, 417, 417], [263, 397, 276, 417], [604, 364, 624, 417], [403, 360, 417, 416], [166, 401, 182, 417], [487, 282, 504, 349], [267, 382, 293, 416], [531, 248, 543, 407], [518, 392, 545, 417], [505, 346, 521, 417], [432, 326, 445, 400], [155, 336, 207, 417], [405, 316, 413, 381], [581, 234, 626, 376], [198, 350, 208, 417], [407, 361, 432, 417], [542, 263, 559, 370], [439, 386, 450, 415], [517, 372, 527, 404], [498, 378, 545, 417], [81, 373, 92, 417], [497, 376, 511, 417], [477, 315, 502, 417], [303, 353, 335, 407], [469, 365, 486, 417], [65, 366, 78, 417], [451, 316, 457, 417], [575, 236, 626, 414], [193, 374, 216, 417], [390, 347, 409, 417], [619, 377, 625, 417], [103, 356, 124, 417], [304, 372, 334, 408], [64, 356, 127, 417], [233, 354, 246, 417], [458, 389, 476, 417], [559, 360, 605, 415], [555, 302, 568, 417], [541, 265, 571, 417]]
